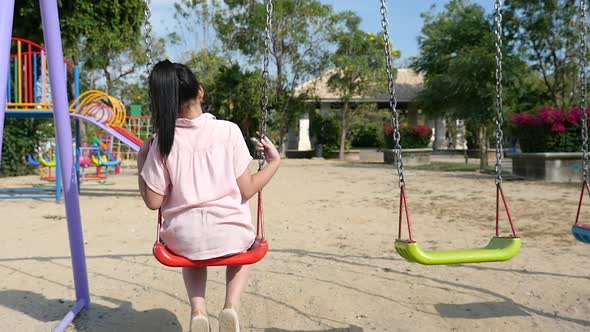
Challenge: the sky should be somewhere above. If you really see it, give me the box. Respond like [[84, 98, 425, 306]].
[[149, 0, 495, 63]]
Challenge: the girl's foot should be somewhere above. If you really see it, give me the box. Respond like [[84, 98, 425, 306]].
[[218, 308, 240, 332], [190, 312, 210, 332]]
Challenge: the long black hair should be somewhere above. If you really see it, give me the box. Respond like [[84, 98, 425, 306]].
[[149, 60, 200, 157]]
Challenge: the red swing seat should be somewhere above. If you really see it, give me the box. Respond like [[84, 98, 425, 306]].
[[153, 192, 268, 267]]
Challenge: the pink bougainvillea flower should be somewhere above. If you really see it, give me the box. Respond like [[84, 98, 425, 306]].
[[412, 125, 432, 137], [384, 125, 394, 136], [550, 122, 566, 133], [538, 106, 560, 125], [570, 107, 582, 126], [512, 112, 533, 126], [512, 112, 541, 127]]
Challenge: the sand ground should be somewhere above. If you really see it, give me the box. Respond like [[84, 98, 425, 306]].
[[0, 158, 589, 332]]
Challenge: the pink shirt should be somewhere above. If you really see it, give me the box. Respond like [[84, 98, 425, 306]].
[[141, 113, 255, 260]]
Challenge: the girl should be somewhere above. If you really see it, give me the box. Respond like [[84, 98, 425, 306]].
[[137, 60, 281, 332]]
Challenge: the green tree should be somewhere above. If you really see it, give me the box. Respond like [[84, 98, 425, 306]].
[[183, 49, 230, 115], [14, 0, 150, 95], [172, 0, 218, 52], [0, 119, 52, 176], [210, 0, 339, 156], [327, 12, 392, 159], [7, 0, 152, 173], [412, 0, 532, 169], [504, 0, 580, 108]]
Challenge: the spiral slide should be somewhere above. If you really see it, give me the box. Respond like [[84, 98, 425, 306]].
[[69, 91, 143, 152]]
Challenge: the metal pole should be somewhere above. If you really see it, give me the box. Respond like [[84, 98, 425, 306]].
[[39, 0, 90, 325], [0, 0, 16, 170]]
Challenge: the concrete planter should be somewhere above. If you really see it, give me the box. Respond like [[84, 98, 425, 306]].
[[383, 148, 432, 166], [509, 152, 584, 182], [324, 150, 361, 161], [466, 149, 505, 160], [285, 149, 314, 159]]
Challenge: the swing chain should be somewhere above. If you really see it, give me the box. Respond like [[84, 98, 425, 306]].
[[144, 0, 154, 70], [494, 0, 505, 184], [259, 0, 273, 169], [380, 0, 405, 187], [580, 0, 589, 181]]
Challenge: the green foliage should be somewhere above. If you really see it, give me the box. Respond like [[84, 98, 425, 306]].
[[412, 0, 498, 125], [326, 13, 393, 157], [350, 124, 384, 148], [14, 0, 151, 96], [208, 0, 340, 150], [1, 119, 52, 177], [412, 0, 540, 168], [348, 106, 389, 148], [310, 111, 341, 151], [504, 0, 580, 108], [327, 16, 390, 100], [515, 126, 580, 153]]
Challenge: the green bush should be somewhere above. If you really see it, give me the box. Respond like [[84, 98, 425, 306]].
[[310, 112, 342, 151], [1, 118, 52, 177], [350, 123, 384, 147]]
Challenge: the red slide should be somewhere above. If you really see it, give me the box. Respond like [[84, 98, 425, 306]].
[[113, 127, 144, 147]]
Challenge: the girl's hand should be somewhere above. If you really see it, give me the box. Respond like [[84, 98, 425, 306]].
[[256, 133, 280, 163]]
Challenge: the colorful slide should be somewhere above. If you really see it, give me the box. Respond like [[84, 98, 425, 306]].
[[27, 155, 41, 167], [69, 113, 142, 152], [69, 91, 144, 152], [39, 155, 56, 167]]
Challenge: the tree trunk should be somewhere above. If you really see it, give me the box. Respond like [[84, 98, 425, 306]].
[[479, 125, 488, 170], [339, 101, 349, 160], [276, 58, 289, 159], [279, 127, 288, 159]]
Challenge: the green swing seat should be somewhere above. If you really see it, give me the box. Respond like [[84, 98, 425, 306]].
[[395, 237, 521, 265]]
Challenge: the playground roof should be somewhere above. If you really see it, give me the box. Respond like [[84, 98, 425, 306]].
[[294, 68, 424, 104]]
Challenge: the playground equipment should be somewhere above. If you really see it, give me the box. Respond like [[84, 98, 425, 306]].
[[69, 90, 143, 152], [77, 147, 107, 182], [3, 37, 141, 201], [118, 114, 152, 160], [90, 136, 121, 168], [573, 0, 590, 244], [1, 2, 89, 330], [382, 0, 520, 265]]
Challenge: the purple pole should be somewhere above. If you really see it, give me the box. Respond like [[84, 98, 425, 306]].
[[0, 0, 16, 168], [39, 0, 90, 319]]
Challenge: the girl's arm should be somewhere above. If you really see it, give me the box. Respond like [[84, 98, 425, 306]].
[[236, 135, 281, 201], [137, 138, 165, 210]]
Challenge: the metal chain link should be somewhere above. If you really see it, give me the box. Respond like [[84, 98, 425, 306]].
[[380, 0, 405, 187], [259, 0, 273, 169], [144, 0, 154, 70], [494, 0, 505, 184], [580, 0, 589, 181]]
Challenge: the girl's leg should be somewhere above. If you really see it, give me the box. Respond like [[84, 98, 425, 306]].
[[224, 265, 251, 309], [182, 267, 208, 315]]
